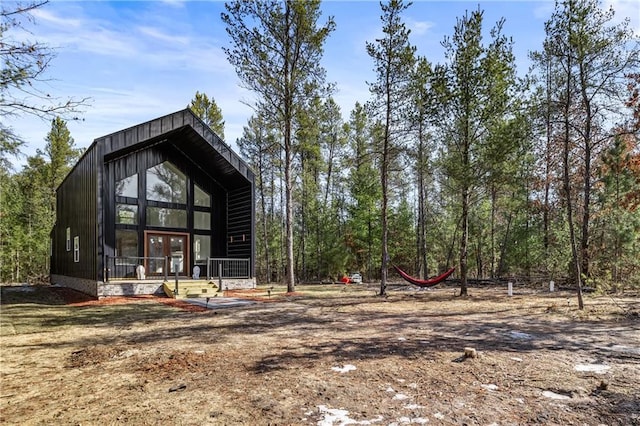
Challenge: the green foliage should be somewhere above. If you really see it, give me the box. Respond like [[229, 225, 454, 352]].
[[0, 117, 77, 283], [237, 112, 282, 283], [436, 7, 519, 294], [345, 103, 382, 279], [188, 91, 225, 140], [228, 0, 639, 293], [0, 127, 24, 171], [222, 0, 335, 291], [592, 136, 640, 290], [366, 0, 416, 294]]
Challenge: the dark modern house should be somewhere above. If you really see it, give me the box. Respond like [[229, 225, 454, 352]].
[[50, 108, 255, 297]]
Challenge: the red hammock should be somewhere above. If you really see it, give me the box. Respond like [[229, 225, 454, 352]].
[[392, 265, 456, 288]]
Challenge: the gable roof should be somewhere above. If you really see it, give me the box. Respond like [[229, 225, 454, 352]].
[[96, 108, 254, 188]]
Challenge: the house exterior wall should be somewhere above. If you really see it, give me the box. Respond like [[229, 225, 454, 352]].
[[227, 186, 254, 276], [50, 109, 256, 297], [50, 145, 100, 281], [103, 143, 229, 272]]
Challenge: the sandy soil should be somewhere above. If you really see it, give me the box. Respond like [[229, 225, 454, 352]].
[[1, 283, 639, 425]]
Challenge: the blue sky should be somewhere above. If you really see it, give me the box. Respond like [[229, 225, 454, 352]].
[[6, 0, 639, 165]]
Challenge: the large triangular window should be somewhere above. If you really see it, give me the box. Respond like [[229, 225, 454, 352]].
[[116, 173, 138, 199]]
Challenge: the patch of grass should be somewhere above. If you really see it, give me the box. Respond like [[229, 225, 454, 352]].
[[0, 286, 183, 336]]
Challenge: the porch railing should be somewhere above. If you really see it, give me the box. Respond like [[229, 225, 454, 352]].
[[207, 257, 250, 280], [105, 256, 168, 282], [104, 256, 250, 282]]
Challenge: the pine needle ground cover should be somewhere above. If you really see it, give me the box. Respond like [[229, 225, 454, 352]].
[[1, 284, 638, 425]]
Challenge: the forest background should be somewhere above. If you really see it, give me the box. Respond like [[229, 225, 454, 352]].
[[1, 0, 639, 299]]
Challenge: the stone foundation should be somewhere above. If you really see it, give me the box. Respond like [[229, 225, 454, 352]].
[[99, 281, 165, 298], [50, 275, 99, 298], [210, 277, 257, 291], [50, 275, 256, 298]]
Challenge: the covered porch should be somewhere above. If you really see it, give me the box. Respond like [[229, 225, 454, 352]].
[[100, 256, 256, 298]]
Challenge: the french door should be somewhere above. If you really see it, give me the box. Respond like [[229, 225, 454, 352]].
[[144, 231, 189, 276]]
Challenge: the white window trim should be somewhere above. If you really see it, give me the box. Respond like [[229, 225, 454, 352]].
[[73, 236, 79, 263]]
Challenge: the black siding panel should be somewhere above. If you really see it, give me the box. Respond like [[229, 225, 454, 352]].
[[227, 185, 253, 275], [51, 144, 99, 280]]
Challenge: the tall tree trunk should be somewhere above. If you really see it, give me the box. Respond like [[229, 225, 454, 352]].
[[490, 186, 497, 278], [283, 3, 295, 293], [579, 60, 592, 281], [380, 126, 390, 296], [459, 188, 469, 296], [285, 143, 295, 292], [14, 249, 20, 282], [417, 126, 428, 279], [562, 31, 584, 309], [542, 53, 553, 272], [497, 213, 512, 276], [258, 154, 271, 283]]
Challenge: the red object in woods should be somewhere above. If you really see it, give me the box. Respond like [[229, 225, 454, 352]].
[[392, 265, 456, 288]]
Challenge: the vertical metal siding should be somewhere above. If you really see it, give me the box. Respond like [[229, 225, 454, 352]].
[[51, 144, 99, 280], [52, 109, 257, 283], [227, 185, 253, 264]]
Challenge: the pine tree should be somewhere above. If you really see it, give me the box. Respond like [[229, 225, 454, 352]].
[[366, 0, 416, 295], [188, 91, 225, 140], [436, 8, 518, 296], [222, 0, 335, 292]]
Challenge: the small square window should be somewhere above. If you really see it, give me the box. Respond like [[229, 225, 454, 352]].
[[194, 211, 211, 230], [116, 204, 138, 225], [73, 236, 79, 263]]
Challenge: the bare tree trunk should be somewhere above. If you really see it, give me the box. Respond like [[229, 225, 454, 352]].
[[578, 59, 592, 281], [542, 54, 553, 273], [284, 132, 295, 292], [417, 127, 428, 279], [259, 157, 270, 283], [497, 213, 512, 277], [490, 186, 497, 278], [562, 34, 584, 309], [380, 126, 390, 296], [283, 3, 295, 293], [459, 188, 469, 296], [15, 249, 20, 282]]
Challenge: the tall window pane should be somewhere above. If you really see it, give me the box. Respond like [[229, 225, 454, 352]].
[[193, 235, 210, 264], [146, 162, 186, 203], [116, 174, 138, 198], [146, 207, 187, 228], [115, 229, 138, 258], [194, 184, 210, 207], [194, 211, 211, 230]]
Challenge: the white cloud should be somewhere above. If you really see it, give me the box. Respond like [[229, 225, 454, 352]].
[[532, 2, 555, 20], [30, 8, 83, 28], [159, 0, 187, 8], [137, 26, 190, 46], [408, 18, 435, 36]]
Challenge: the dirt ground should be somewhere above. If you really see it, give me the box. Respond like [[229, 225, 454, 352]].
[[1, 282, 639, 425]]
